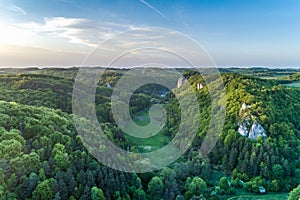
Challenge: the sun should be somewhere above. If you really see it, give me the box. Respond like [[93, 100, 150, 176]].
[[0, 20, 35, 45]]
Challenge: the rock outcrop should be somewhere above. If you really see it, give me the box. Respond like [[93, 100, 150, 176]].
[[248, 120, 267, 140], [197, 83, 204, 90], [238, 121, 249, 137], [237, 103, 267, 140], [177, 77, 187, 88]]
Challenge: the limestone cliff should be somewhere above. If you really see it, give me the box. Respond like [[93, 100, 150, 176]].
[[237, 103, 267, 140]]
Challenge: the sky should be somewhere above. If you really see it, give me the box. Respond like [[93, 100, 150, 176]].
[[0, 0, 300, 67]]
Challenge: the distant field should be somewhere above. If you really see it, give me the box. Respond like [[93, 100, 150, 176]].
[[284, 82, 300, 87], [256, 75, 287, 80], [227, 193, 289, 200]]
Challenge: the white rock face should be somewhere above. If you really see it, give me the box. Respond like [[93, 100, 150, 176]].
[[197, 83, 204, 90], [177, 77, 187, 88], [241, 103, 247, 110], [238, 103, 267, 140], [238, 122, 249, 137], [248, 120, 267, 140]]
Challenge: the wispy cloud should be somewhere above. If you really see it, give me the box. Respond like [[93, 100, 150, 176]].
[[3, 17, 211, 67], [138, 0, 169, 20], [8, 5, 27, 15], [20, 17, 136, 47]]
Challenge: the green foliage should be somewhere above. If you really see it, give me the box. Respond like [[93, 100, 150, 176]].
[[289, 184, 300, 200], [269, 179, 280, 192], [271, 164, 284, 180], [32, 179, 53, 200], [91, 186, 106, 200], [185, 176, 207, 196], [0, 139, 23, 160], [243, 176, 266, 193], [133, 188, 146, 200], [0, 68, 300, 199], [147, 176, 164, 200], [219, 177, 230, 192], [52, 143, 70, 171], [184, 190, 194, 200]]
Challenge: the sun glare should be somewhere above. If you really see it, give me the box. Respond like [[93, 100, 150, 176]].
[[0, 21, 35, 45]]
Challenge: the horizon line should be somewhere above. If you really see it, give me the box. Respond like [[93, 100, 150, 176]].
[[0, 65, 300, 70]]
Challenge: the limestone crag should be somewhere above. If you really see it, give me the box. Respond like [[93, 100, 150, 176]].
[[248, 120, 267, 140], [237, 103, 267, 140]]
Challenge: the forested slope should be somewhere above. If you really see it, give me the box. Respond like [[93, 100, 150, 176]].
[[0, 68, 299, 199]]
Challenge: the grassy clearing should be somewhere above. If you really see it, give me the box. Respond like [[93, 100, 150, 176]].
[[131, 108, 151, 126], [284, 82, 300, 88], [227, 193, 289, 200], [124, 108, 171, 152], [255, 75, 288, 80]]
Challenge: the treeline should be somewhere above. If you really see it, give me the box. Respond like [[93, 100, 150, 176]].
[[0, 74, 74, 113]]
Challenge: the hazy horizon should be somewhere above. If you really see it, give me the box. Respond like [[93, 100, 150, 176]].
[[1, 65, 300, 69]]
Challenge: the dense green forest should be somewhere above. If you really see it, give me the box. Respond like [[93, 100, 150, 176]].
[[0, 68, 300, 200]]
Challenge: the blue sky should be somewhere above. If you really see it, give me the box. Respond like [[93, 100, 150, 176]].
[[0, 0, 299, 67]]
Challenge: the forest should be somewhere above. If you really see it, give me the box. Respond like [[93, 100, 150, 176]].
[[0, 67, 300, 200]]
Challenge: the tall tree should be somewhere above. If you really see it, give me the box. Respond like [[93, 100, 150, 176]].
[[91, 186, 105, 200], [147, 176, 164, 200], [32, 179, 53, 200], [288, 185, 300, 200]]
